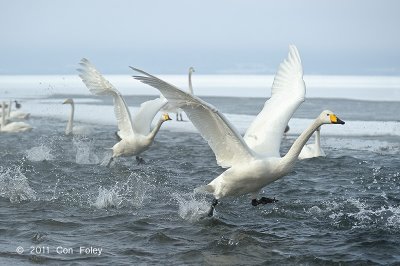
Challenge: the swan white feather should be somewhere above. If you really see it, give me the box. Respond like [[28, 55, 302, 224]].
[[244, 45, 305, 157], [131, 66, 254, 168], [78, 58, 135, 139], [161, 66, 195, 121]]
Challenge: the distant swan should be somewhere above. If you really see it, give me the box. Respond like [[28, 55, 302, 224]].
[[63, 98, 75, 135], [0, 101, 32, 133], [164, 67, 195, 121], [0, 100, 30, 120], [62, 98, 91, 136], [78, 58, 171, 166], [298, 126, 326, 159], [131, 45, 345, 216]]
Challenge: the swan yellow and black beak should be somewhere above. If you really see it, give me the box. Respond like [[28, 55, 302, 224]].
[[162, 113, 172, 121], [330, 114, 345, 125]]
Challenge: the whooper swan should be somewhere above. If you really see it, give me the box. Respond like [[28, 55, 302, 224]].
[[131, 45, 345, 216], [78, 58, 171, 166]]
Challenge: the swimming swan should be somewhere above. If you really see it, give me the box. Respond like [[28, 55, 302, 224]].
[[131, 45, 345, 216], [298, 126, 326, 159], [0, 100, 30, 120], [78, 58, 171, 166], [8, 100, 30, 120], [0, 101, 32, 133], [63, 98, 75, 135], [62, 98, 91, 136]]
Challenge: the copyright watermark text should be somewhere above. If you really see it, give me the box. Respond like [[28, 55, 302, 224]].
[[16, 246, 103, 256]]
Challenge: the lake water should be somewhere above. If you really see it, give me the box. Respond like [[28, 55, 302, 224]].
[[0, 75, 400, 265]]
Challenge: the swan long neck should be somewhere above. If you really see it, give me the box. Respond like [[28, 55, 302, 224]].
[[147, 117, 164, 141], [7, 100, 12, 119], [281, 118, 323, 167], [66, 102, 74, 135], [188, 69, 194, 95]]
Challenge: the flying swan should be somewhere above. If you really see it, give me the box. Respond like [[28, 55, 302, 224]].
[[298, 126, 326, 159], [77, 58, 172, 166], [131, 45, 345, 216], [0, 101, 32, 133]]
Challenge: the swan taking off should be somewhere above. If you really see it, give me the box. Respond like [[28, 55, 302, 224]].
[[298, 126, 326, 159], [131, 45, 345, 216], [77, 58, 171, 166], [0, 101, 32, 133]]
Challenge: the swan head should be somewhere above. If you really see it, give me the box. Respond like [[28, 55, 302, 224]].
[[320, 110, 345, 125], [63, 98, 74, 105], [162, 113, 172, 121], [189, 67, 195, 73]]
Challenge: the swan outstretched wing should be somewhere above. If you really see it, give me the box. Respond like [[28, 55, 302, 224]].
[[244, 45, 305, 157], [131, 67, 254, 168], [132, 97, 167, 135], [78, 58, 135, 138]]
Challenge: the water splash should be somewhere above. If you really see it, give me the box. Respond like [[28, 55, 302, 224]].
[[0, 166, 36, 203], [93, 187, 122, 209], [73, 136, 99, 165], [92, 172, 154, 209], [306, 197, 400, 231], [25, 144, 54, 162], [173, 192, 210, 221]]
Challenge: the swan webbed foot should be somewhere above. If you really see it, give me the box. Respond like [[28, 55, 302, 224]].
[[136, 156, 145, 165], [207, 199, 219, 217], [251, 197, 278, 206]]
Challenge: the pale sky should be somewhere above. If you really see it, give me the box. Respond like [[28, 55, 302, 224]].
[[0, 0, 399, 75]]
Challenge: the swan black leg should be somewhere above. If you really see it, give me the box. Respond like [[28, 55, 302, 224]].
[[136, 156, 145, 164], [106, 157, 114, 168], [207, 199, 219, 217], [115, 131, 121, 141], [251, 197, 278, 206]]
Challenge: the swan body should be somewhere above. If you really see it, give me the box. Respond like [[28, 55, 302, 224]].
[[9, 111, 30, 120], [298, 127, 326, 159], [0, 101, 32, 133], [131, 45, 345, 213], [78, 58, 171, 163]]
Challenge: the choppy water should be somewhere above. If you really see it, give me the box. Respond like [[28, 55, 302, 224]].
[[1, 95, 400, 265]]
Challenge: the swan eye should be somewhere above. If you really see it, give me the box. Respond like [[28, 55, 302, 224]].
[[326, 114, 330, 116]]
